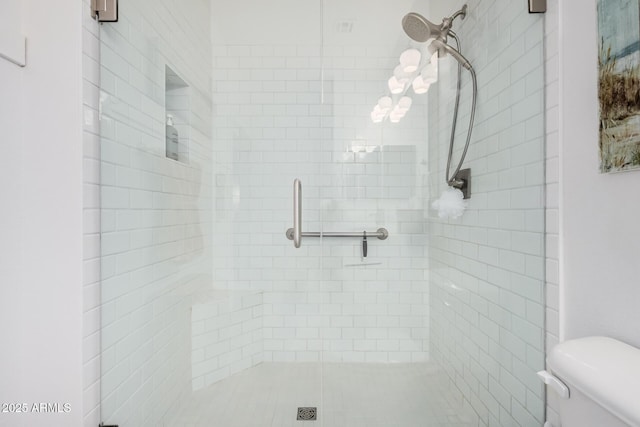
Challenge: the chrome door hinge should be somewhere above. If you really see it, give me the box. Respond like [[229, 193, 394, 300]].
[[528, 0, 547, 13], [91, 0, 118, 22]]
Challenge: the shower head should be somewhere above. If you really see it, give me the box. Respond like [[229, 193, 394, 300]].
[[402, 5, 467, 43], [402, 13, 442, 43]]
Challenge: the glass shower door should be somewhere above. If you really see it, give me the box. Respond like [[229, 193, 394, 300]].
[[98, 0, 328, 425], [98, 0, 217, 424], [97, 1, 547, 426]]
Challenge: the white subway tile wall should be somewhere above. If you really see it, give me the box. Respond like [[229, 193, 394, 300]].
[[96, 0, 213, 426], [211, 42, 431, 364], [191, 291, 263, 390], [428, 1, 546, 426]]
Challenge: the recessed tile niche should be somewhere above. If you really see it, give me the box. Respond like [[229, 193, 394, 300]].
[[165, 65, 190, 162]]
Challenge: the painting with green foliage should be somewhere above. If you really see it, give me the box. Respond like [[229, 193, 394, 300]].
[[597, 0, 640, 172]]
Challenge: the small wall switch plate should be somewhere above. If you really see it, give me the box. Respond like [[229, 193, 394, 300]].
[[528, 0, 547, 13]]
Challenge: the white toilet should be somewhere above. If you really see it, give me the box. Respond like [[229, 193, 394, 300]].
[[539, 336, 640, 427]]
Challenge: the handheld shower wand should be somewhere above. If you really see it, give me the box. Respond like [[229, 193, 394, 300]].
[[430, 38, 472, 71], [402, 4, 477, 196]]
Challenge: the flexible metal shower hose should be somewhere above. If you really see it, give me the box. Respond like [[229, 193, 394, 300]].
[[445, 32, 478, 188]]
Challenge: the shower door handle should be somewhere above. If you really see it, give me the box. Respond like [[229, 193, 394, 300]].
[[292, 179, 302, 248]]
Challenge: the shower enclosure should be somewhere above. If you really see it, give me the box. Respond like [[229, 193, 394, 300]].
[[98, 0, 546, 426]]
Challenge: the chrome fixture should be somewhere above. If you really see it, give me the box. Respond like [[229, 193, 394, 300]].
[[401, 5, 468, 43], [528, 0, 547, 13], [297, 407, 317, 421], [453, 168, 471, 200], [286, 179, 389, 248], [286, 228, 389, 241], [91, 0, 118, 22], [402, 4, 477, 197]]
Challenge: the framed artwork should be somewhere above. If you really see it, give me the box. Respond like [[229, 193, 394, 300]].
[[597, 0, 640, 172]]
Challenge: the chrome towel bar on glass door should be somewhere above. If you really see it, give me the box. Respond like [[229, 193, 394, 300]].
[[286, 178, 389, 247], [286, 228, 389, 241]]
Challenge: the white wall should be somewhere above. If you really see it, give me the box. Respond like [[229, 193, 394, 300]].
[[0, 1, 84, 426], [559, 0, 640, 348], [545, 0, 640, 424], [211, 0, 431, 47]]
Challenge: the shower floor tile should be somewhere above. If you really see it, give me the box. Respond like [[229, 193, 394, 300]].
[[163, 362, 478, 427]]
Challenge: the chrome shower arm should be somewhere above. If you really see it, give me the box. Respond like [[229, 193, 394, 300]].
[[448, 4, 468, 25], [439, 4, 468, 38]]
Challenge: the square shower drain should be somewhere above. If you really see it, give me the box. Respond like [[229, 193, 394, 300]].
[[297, 407, 317, 421]]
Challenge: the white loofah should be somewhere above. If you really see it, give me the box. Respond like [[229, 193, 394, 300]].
[[432, 187, 467, 219]]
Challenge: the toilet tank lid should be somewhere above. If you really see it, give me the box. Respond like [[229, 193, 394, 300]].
[[548, 336, 640, 426]]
